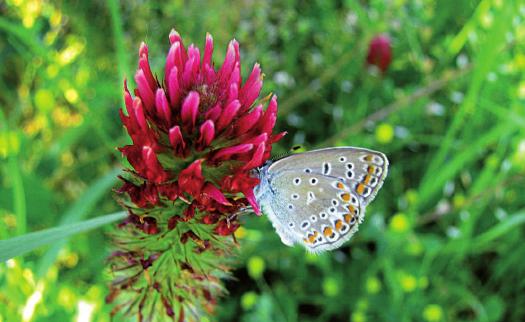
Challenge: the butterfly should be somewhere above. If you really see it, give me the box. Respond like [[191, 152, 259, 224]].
[[253, 147, 389, 252]]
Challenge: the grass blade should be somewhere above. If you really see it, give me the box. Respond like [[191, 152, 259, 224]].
[[0, 211, 126, 262], [36, 168, 120, 277]]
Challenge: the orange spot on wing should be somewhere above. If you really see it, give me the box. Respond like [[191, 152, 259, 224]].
[[335, 220, 343, 231], [323, 227, 333, 237], [344, 214, 352, 223], [308, 233, 316, 243], [336, 182, 345, 189], [363, 175, 372, 184], [367, 166, 375, 174], [356, 183, 365, 195], [364, 155, 373, 162], [341, 193, 350, 201]]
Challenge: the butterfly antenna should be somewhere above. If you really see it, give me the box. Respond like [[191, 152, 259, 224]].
[[271, 145, 305, 161]]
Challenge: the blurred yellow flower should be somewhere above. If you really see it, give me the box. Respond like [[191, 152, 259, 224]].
[[0, 131, 20, 158], [322, 277, 340, 297], [247, 256, 265, 280], [366, 276, 381, 294], [240, 291, 258, 310], [405, 189, 418, 206], [423, 304, 444, 322], [58, 287, 77, 309], [65, 88, 79, 104], [234, 226, 247, 239], [389, 213, 410, 233], [58, 37, 85, 65], [518, 81, 525, 99], [351, 311, 366, 322], [406, 239, 423, 256], [400, 273, 417, 292], [49, 8, 62, 27], [46, 64, 59, 78], [375, 123, 394, 144], [452, 194, 466, 209], [34, 89, 55, 113]]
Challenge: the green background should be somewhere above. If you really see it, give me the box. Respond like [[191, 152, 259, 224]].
[[1, 0, 525, 321]]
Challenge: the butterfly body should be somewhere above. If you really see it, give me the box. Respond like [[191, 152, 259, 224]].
[[254, 147, 389, 252]]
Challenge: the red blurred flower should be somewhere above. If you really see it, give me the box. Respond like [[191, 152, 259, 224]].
[[366, 34, 392, 73]]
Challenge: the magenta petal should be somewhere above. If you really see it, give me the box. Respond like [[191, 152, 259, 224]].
[[236, 105, 262, 135], [229, 62, 241, 87], [204, 103, 222, 122], [260, 96, 278, 133], [132, 98, 147, 130], [124, 79, 133, 112], [243, 142, 265, 170], [181, 91, 200, 128], [182, 56, 195, 86], [203, 183, 231, 205], [169, 126, 186, 155], [203, 33, 214, 69], [134, 69, 155, 110], [167, 67, 180, 106], [198, 120, 215, 148], [218, 41, 236, 81], [244, 188, 261, 215], [169, 29, 182, 45], [214, 143, 253, 160], [247, 133, 268, 146], [139, 41, 148, 57], [217, 99, 241, 130], [227, 83, 238, 103], [155, 89, 171, 124], [270, 131, 287, 143], [138, 45, 156, 90]]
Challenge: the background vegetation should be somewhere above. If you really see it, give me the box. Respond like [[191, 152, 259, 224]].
[[1, 0, 525, 321]]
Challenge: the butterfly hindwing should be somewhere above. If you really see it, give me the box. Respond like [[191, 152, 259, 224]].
[[266, 170, 364, 252]]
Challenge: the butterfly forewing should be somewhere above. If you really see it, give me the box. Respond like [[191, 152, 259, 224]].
[[258, 147, 389, 252], [269, 147, 388, 206]]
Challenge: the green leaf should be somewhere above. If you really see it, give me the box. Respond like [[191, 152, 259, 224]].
[[0, 211, 126, 262], [472, 211, 525, 252], [36, 168, 120, 277]]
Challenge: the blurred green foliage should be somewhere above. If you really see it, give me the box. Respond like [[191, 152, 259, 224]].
[[1, 0, 525, 321]]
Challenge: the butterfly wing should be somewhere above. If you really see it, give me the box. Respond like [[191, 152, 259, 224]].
[[268, 147, 389, 206], [259, 147, 389, 252]]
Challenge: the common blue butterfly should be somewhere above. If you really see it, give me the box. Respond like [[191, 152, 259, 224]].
[[254, 147, 389, 252]]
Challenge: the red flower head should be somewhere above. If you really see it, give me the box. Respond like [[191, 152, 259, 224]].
[[110, 29, 285, 321], [366, 34, 392, 73], [118, 30, 285, 224]]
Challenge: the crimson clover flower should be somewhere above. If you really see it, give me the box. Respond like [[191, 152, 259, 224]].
[[108, 29, 284, 321], [366, 34, 392, 73]]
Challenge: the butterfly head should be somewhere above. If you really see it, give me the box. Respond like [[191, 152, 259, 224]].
[[253, 160, 273, 202]]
